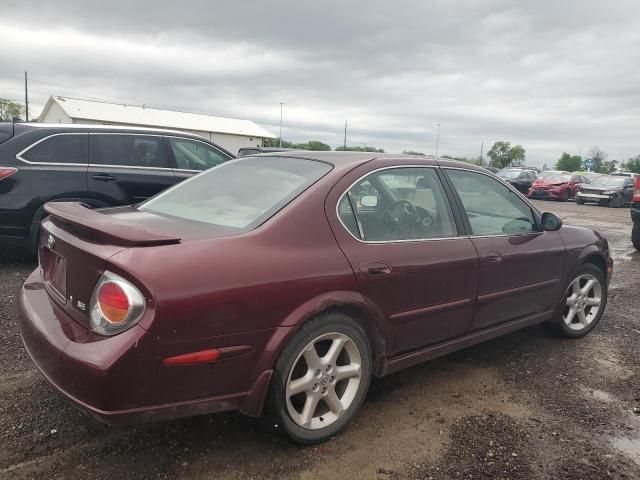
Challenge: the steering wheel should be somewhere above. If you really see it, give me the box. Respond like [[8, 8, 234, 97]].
[[381, 200, 418, 238]]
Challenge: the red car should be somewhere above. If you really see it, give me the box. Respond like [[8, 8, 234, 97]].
[[527, 172, 589, 201], [19, 153, 612, 444]]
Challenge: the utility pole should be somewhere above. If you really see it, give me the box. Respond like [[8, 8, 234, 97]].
[[279, 102, 284, 147], [24, 71, 29, 122], [343, 120, 347, 150], [435, 123, 441, 158], [480, 141, 484, 161]]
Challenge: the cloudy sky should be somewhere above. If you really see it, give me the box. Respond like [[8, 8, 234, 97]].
[[2, 0, 639, 166]]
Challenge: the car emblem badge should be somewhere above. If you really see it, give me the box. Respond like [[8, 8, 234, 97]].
[[47, 234, 56, 250]]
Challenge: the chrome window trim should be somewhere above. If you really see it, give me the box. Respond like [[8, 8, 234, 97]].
[[15, 133, 88, 165], [442, 166, 543, 237], [335, 164, 462, 244]]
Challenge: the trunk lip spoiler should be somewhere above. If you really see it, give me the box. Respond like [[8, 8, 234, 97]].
[[44, 202, 181, 247]]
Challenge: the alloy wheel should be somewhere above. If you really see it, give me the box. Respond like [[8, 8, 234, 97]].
[[285, 332, 362, 430], [563, 274, 603, 331]]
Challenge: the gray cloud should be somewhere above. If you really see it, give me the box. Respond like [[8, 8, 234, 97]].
[[2, 0, 639, 165]]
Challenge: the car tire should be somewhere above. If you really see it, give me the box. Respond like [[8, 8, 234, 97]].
[[608, 195, 623, 208], [632, 224, 640, 251], [266, 312, 372, 444], [560, 189, 570, 202], [576, 198, 585, 205], [547, 264, 607, 339]]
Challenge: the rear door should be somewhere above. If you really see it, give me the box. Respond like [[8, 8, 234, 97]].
[[327, 159, 479, 356], [87, 133, 177, 205], [623, 178, 635, 203], [444, 167, 566, 331]]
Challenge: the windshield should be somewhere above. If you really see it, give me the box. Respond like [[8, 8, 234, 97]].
[[544, 173, 572, 182], [140, 157, 332, 229], [497, 169, 521, 179], [590, 176, 626, 187]]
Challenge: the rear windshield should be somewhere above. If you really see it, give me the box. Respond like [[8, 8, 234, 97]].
[[140, 156, 332, 229], [497, 169, 521, 179]]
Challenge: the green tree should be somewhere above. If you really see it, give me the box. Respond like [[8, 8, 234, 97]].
[[626, 155, 640, 174], [555, 153, 583, 172], [600, 160, 618, 174], [335, 145, 385, 153], [586, 146, 608, 172], [487, 141, 526, 168], [263, 139, 331, 150], [0, 99, 24, 122]]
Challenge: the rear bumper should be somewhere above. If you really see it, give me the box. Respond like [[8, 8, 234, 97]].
[[18, 268, 279, 425]]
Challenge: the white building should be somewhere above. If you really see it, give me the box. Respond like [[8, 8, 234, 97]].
[[38, 96, 276, 154]]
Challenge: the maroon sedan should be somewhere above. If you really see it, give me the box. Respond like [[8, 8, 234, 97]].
[[19, 153, 612, 444]]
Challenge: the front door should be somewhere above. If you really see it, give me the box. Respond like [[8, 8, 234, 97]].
[[87, 133, 178, 205], [327, 160, 479, 356], [444, 168, 566, 330]]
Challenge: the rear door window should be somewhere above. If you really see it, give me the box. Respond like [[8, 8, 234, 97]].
[[168, 137, 228, 171], [20, 134, 88, 164], [89, 134, 170, 168]]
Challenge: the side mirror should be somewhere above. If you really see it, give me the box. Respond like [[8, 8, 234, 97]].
[[541, 212, 562, 231], [360, 195, 379, 208]]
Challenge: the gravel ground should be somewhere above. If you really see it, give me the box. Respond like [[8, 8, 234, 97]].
[[0, 200, 639, 479]]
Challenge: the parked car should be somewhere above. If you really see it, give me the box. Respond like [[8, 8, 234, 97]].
[[237, 146, 295, 157], [631, 176, 640, 250], [0, 123, 234, 253], [573, 171, 603, 183], [527, 172, 588, 201], [576, 175, 635, 207], [19, 153, 612, 444], [496, 168, 537, 193], [611, 171, 638, 178]]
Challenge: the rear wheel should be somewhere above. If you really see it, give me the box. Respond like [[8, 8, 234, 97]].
[[632, 224, 640, 251], [560, 189, 570, 202], [266, 312, 372, 444], [576, 198, 585, 205], [548, 264, 607, 338]]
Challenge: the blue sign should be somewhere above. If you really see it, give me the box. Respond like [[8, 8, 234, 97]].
[[584, 159, 594, 168]]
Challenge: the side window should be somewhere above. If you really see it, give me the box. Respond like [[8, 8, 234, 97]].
[[89, 135, 169, 168], [168, 138, 228, 171], [21, 134, 87, 164], [340, 167, 457, 241], [447, 169, 537, 236]]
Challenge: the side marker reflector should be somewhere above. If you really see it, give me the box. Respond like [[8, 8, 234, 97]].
[[163, 349, 221, 366]]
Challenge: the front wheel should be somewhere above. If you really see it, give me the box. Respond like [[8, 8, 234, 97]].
[[576, 198, 585, 205], [266, 312, 372, 444], [608, 195, 623, 208], [548, 264, 607, 338], [632, 224, 640, 251], [560, 189, 570, 202]]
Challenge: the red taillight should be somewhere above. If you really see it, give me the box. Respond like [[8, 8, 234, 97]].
[[0, 167, 18, 180], [633, 178, 640, 202], [90, 272, 145, 335], [97, 282, 130, 323]]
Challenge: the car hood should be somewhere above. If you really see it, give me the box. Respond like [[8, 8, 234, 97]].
[[582, 185, 622, 192]]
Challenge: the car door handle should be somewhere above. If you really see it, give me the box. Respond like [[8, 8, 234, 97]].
[[92, 174, 116, 182], [361, 261, 392, 277], [482, 252, 503, 264]]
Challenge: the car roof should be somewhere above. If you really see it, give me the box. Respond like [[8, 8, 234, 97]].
[[250, 151, 491, 174]]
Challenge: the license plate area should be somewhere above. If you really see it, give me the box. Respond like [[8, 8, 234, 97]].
[[41, 248, 67, 302]]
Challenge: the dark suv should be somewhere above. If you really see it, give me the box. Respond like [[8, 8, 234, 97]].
[[632, 176, 640, 250], [0, 123, 233, 252]]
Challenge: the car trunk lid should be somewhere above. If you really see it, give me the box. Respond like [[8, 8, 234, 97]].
[[39, 202, 183, 328]]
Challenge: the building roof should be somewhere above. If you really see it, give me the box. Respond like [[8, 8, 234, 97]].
[[40, 96, 276, 139]]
